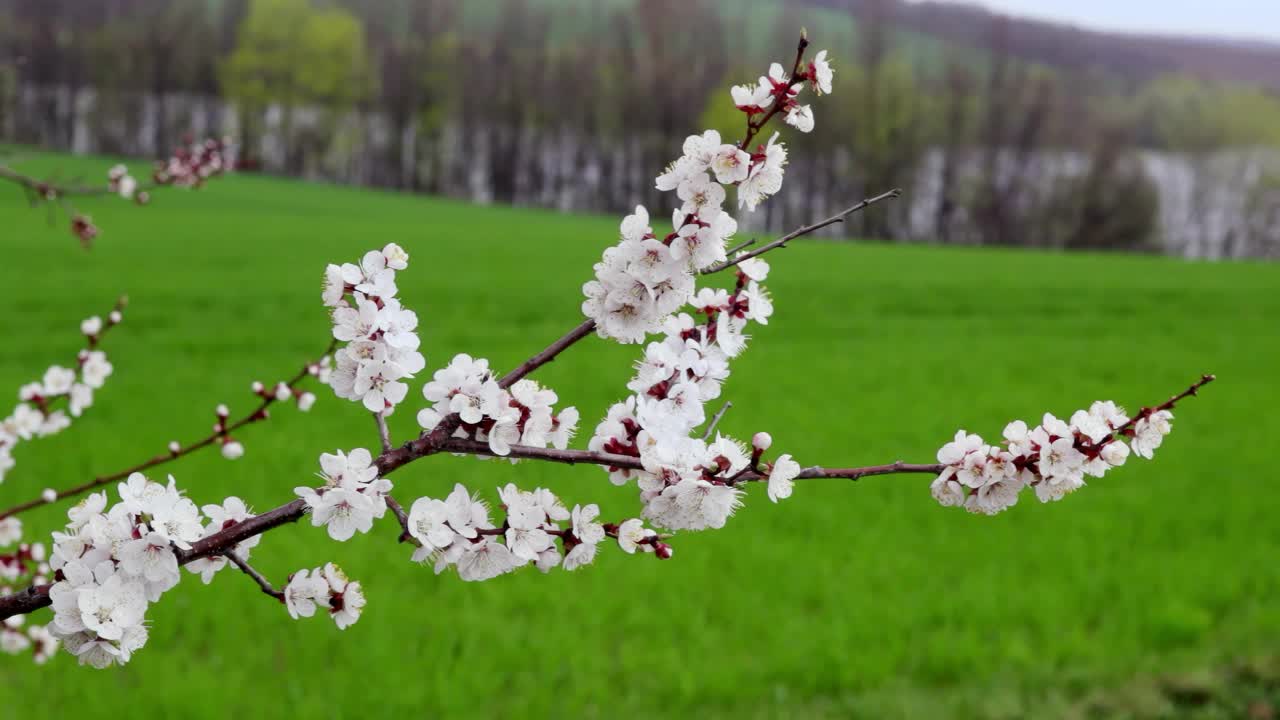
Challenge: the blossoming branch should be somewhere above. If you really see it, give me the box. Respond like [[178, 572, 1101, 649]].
[[0, 335, 332, 662], [0, 298, 126, 491], [1, 136, 232, 247], [0, 35, 1214, 671]]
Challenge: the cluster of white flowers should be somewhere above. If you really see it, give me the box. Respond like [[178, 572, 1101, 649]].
[[322, 244, 424, 415], [1, 312, 119, 485], [929, 401, 1169, 515], [0, 534, 46, 586], [588, 260, 797, 530], [106, 165, 138, 201], [152, 136, 232, 189], [1, 616, 57, 665], [295, 448, 391, 542], [416, 354, 579, 458], [0, 519, 58, 664], [581, 50, 832, 344], [282, 562, 365, 630], [406, 483, 667, 582], [43, 472, 230, 668]]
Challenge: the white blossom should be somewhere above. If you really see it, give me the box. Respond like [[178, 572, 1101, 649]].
[[283, 568, 329, 620], [768, 454, 800, 502], [0, 517, 21, 546], [323, 563, 365, 630], [810, 50, 834, 95], [220, 440, 244, 460], [785, 104, 814, 132], [1131, 410, 1173, 459], [456, 538, 517, 582], [296, 486, 377, 542]]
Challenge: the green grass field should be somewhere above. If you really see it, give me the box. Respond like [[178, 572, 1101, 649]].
[[1, 150, 1278, 718]]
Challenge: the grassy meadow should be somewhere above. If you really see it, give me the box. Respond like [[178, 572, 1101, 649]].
[[1, 150, 1278, 718]]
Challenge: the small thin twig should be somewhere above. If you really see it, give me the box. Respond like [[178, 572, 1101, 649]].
[[703, 189, 903, 275], [725, 237, 758, 257], [703, 401, 733, 440], [739, 33, 811, 151], [1090, 374, 1217, 449], [223, 551, 284, 601], [0, 164, 129, 198], [373, 412, 393, 453], [497, 318, 597, 389], [381, 491, 417, 543]]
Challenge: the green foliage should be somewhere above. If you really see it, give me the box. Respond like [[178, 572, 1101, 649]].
[[1139, 75, 1280, 151], [1, 149, 1278, 718], [220, 0, 372, 112]]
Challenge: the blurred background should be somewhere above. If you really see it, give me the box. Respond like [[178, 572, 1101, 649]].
[[3, 0, 1280, 258], [2, 2, 1279, 719]]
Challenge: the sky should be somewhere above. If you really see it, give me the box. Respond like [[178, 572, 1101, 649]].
[[922, 0, 1280, 42]]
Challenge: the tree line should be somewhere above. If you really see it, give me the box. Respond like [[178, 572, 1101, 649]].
[[2, 0, 1278, 257]]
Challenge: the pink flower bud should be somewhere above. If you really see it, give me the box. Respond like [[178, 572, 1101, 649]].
[[297, 392, 316, 412], [251, 381, 264, 394], [215, 404, 229, 418], [654, 542, 674, 560], [752, 432, 773, 451], [70, 215, 99, 247], [221, 439, 244, 460], [168, 441, 181, 454], [41, 489, 57, 503], [274, 382, 291, 402]]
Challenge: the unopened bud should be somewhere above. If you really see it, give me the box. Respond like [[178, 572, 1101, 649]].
[[752, 432, 773, 451]]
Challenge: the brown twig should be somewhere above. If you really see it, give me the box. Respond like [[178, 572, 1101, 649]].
[[223, 551, 284, 601], [739, 33, 811, 151], [0, 164, 132, 199], [1089, 374, 1217, 449], [703, 401, 732, 440], [725, 237, 758, 256], [383, 494, 418, 546], [497, 318, 597, 389], [702, 189, 903, 275], [373, 412, 393, 453]]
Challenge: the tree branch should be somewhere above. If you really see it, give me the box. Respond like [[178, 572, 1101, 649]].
[[0, 340, 335, 520], [703, 401, 732, 440], [0, 351, 1215, 625], [497, 318, 597, 389], [702, 189, 903, 274], [383, 494, 417, 545], [1093, 374, 1216, 448], [0, 164, 129, 199], [373, 412, 393, 453], [223, 551, 284, 602], [725, 237, 758, 256], [738, 32, 811, 151]]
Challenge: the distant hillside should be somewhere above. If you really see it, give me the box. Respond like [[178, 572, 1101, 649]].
[[809, 0, 1280, 90]]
